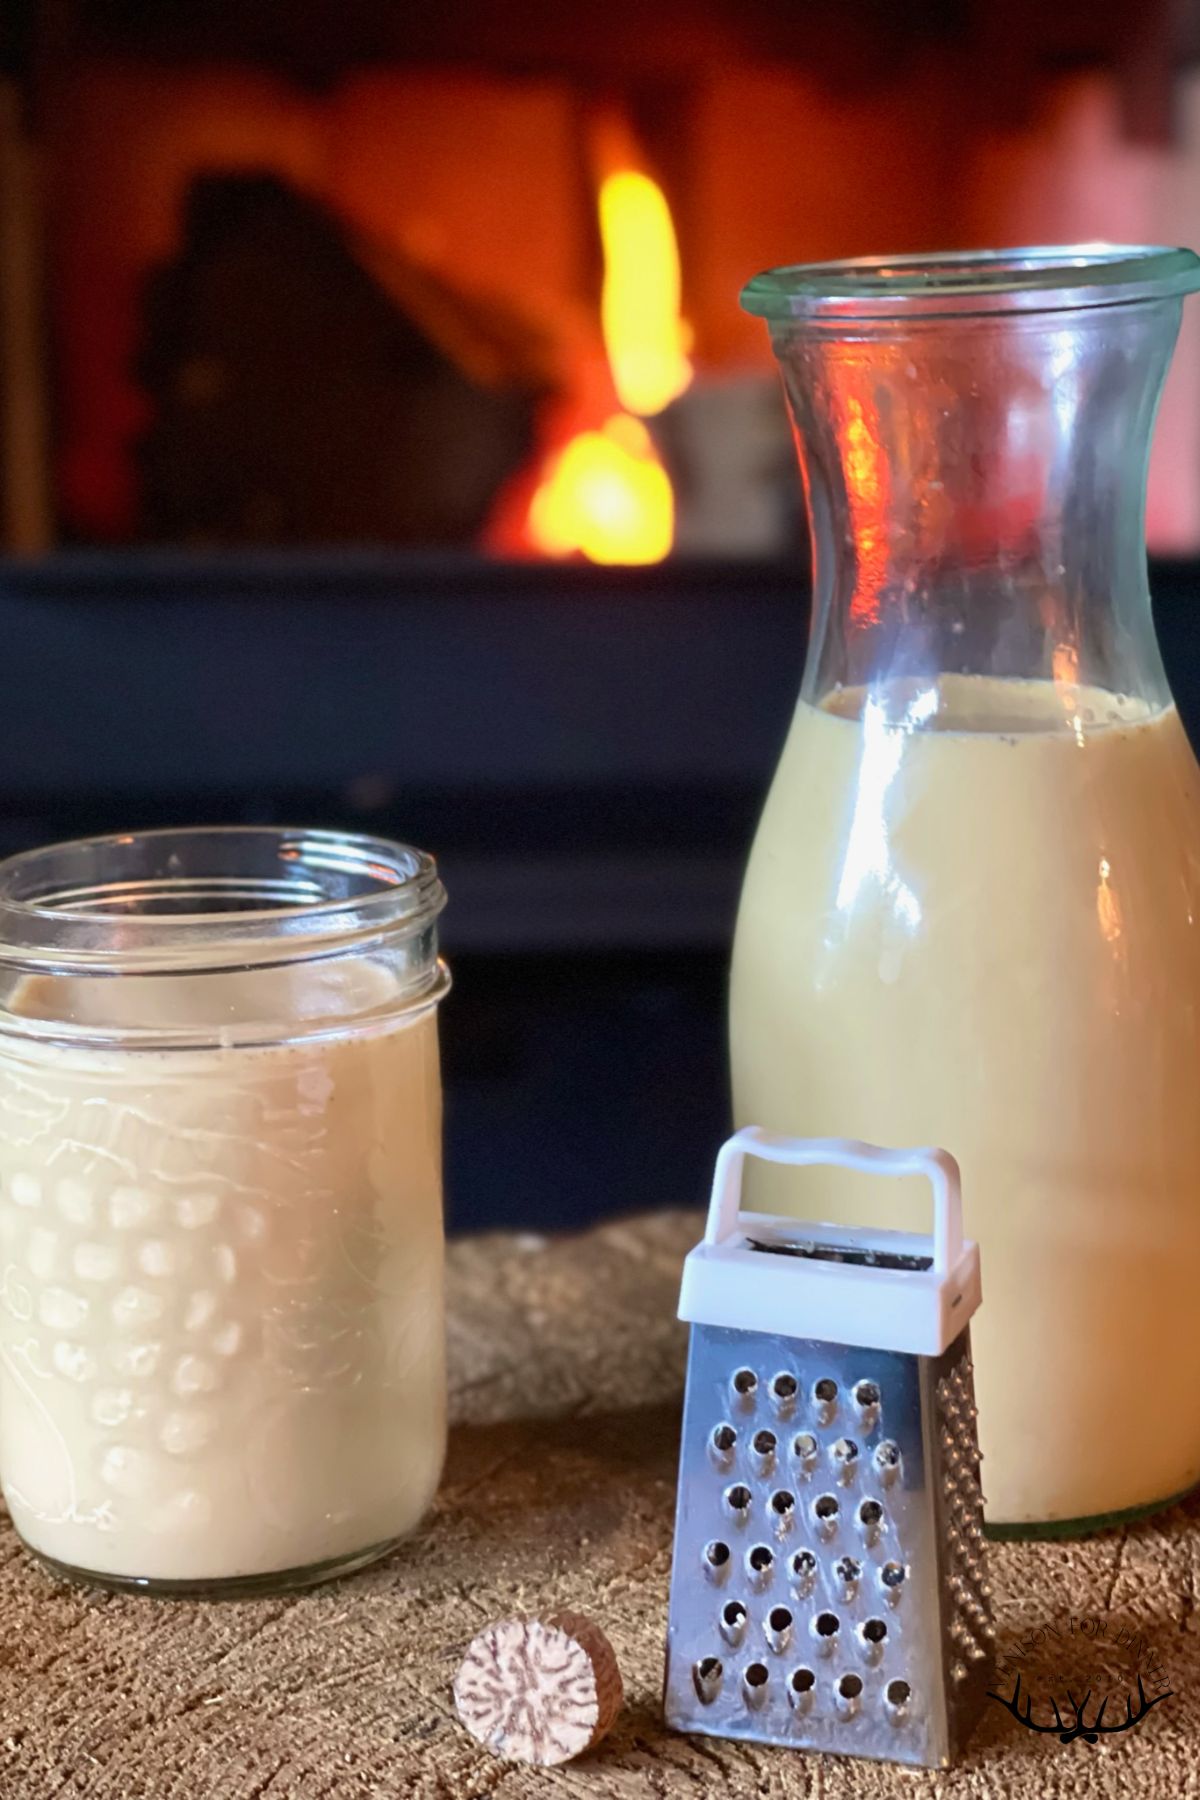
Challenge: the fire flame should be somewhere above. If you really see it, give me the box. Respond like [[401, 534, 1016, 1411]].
[[599, 171, 693, 418], [528, 414, 673, 566], [527, 161, 691, 564]]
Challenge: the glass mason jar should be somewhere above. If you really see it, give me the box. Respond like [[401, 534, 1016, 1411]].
[[0, 827, 449, 1593], [731, 247, 1200, 1535]]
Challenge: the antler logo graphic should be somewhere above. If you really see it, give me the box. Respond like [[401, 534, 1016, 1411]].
[[988, 1672, 1172, 1747]]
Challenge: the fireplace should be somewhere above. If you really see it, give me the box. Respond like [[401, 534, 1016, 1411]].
[[8, 0, 1200, 559], [4, 3, 1200, 1231]]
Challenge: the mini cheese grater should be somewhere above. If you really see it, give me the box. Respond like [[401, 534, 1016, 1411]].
[[664, 1128, 993, 1769]]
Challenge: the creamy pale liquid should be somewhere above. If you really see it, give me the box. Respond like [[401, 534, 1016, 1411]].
[[731, 675, 1200, 1525], [0, 965, 444, 1581]]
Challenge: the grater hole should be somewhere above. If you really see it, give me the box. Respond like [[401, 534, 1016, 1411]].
[[835, 1555, 861, 1584], [748, 1545, 774, 1572], [745, 1662, 769, 1687], [792, 1432, 818, 1461], [875, 1440, 901, 1467], [770, 1372, 798, 1401], [771, 1490, 795, 1516], [863, 1619, 887, 1644], [859, 1500, 883, 1525], [712, 1424, 737, 1453], [791, 1550, 817, 1580], [815, 1612, 840, 1637], [704, 1540, 731, 1568], [832, 1437, 859, 1465], [854, 1380, 880, 1409], [838, 1673, 863, 1700], [814, 1494, 839, 1520], [693, 1656, 724, 1703], [733, 1368, 758, 1396], [719, 1599, 748, 1648], [769, 1606, 793, 1632], [725, 1484, 752, 1515], [753, 1429, 777, 1456], [881, 1561, 906, 1588], [789, 1663, 818, 1711], [814, 1378, 838, 1403], [887, 1679, 911, 1706]]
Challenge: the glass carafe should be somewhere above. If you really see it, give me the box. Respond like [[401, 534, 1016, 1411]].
[[731, 247, 1200, 1535]]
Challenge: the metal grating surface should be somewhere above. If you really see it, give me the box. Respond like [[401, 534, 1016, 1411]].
[[665, 1324, 951, 1766]]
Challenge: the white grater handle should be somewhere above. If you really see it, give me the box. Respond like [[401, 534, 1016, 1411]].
[[704, 1127, 964, 1276]]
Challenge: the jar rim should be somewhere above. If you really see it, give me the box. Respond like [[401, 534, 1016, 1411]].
[[0, 825, 447, 975], [741, 244, 1200, 321]]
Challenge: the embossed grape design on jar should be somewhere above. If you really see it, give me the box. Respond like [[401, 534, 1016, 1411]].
[[0, 828, 449, 1594]]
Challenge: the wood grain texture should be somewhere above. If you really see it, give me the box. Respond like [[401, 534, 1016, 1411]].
[[0, 1207, 1197, 1797]]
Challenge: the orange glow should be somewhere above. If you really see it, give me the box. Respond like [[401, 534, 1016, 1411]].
[[1051, 644, 1085, 741], [528, 414, 673, 565], [843, 395, 890, 623], [1096, 854, 1123, 946], [599, 170, 693, 418], [1052, 643, 1080, 688]]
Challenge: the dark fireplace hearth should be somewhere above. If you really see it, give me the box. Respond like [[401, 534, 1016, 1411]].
[[2, 549, 1198, 953], [137, 173, 546, 546], [2, 549, 1199, 1231]]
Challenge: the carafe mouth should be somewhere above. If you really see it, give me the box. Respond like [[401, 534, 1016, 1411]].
[[742, 244, 1200, 321]]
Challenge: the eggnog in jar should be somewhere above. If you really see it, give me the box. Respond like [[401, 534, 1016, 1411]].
[[731, 675, 1200, 1528], [0, 828, 449, 1591]]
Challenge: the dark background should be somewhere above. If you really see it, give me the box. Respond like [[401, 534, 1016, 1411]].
[[3, 551, 1198, 1236], [4, 1, 1200, 1239]]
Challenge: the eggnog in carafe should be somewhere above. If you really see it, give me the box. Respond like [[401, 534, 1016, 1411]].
[[732, 674, 1200, 1526], [737, 244, 1200, 1530]]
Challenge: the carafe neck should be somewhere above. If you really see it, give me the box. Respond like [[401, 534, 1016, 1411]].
[[772, 300, 1182, 715]]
